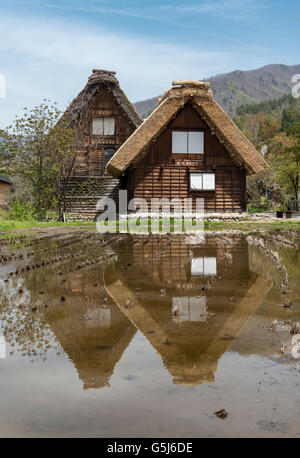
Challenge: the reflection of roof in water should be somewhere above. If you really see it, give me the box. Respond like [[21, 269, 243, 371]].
[[28, 266, 136, 390], [104, 235, 272, 386], [21, 234, 275, 389], [50, 309, 135, 389]]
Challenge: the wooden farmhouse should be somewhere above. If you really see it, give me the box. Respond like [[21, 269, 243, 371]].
[[107, 80, 268, 213], [64, 69, 142, 218]]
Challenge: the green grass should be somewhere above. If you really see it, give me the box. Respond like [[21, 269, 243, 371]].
[[204, 220, 300, 229], [1, 218, 300, 233], [0, 220, 96, 232], [98, 218, 300, 233]]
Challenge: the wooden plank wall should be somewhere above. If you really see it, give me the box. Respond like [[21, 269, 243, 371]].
[[73, 84, 136, 178], [128, 104, 247, 212], [0, 182, 11, 208], [130, 235, 250, 287]]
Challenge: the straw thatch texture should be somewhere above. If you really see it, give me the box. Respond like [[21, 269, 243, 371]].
[[64, 70, 142, 128], [107, 82, 268, 177], [106, 97, 183, 177]]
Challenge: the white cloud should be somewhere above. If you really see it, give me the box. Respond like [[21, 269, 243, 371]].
[[177, 0, 270, 21], [44, 1, 178, 24]]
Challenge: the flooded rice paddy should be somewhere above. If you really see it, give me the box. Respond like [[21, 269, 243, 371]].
[[0, 227, 300, 437]]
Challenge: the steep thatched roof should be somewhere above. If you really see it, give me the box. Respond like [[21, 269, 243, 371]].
[[64, 69, 142, 128], [107, 81, 268, 177]]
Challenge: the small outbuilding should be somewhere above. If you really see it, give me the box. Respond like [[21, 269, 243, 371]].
[[107, 81, 268, 213], [0, 175, 12, 209]]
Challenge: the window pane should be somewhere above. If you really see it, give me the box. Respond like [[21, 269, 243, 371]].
[[172, 131, 187, 154], [202, 173, 215, 190], [188, 131, 204, 154], [190, 173, 203, 190], [189, 297, 207, 321], [104, 149, 115, 165], [172, 296, 207, 322], [104, 117, 115, 135], [191, 257, 204, 275], [92, 118, 104, 135], [203, 257, 217, 276]]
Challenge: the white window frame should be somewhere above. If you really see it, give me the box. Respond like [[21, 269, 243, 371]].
[[172, 131, 204, 154], [190, 173, 215, 191], [191, 257, 217, 276], [172, 296, 207, 322], [92, 117, 115, 136]]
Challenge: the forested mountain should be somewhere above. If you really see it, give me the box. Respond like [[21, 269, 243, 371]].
[[134, 64, 300, 118], [235, 94, 296, 120]]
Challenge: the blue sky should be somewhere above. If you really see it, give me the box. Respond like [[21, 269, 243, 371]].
[[0, 0, 299, 126]]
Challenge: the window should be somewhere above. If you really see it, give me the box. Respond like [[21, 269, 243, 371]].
[[85, 308, 111, 328], [92, 117, 115, 136], [190, 173, 215, 191], [191, 257, 217, 276], [172, 131, 204, 154], [172, 296, 207, 322], [104, 149, 115, 166]]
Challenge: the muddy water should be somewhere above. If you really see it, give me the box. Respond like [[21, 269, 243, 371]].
[[0, 228, 300, 437]]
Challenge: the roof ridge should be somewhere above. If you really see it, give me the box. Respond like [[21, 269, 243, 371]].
[[62, 70, 142, 129]]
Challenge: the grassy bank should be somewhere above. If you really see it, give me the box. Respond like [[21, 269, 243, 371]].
[[1, 218, 300, 233], [0, 220, 96, 232], [204, 220, 300, 230]]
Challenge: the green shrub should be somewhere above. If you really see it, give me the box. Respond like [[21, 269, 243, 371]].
[[247, 204, 265, 213], [5, 200, 35, 221]]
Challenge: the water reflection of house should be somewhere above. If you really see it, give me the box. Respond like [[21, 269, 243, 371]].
[[24, 264, 136, 390], [105, 235, 271, 385]]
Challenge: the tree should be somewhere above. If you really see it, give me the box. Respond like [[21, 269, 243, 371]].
[[236, 103, 300, 210], [0, 101, 76, 219], [269, 132, 300, 208], [238, 113, 280, 148]]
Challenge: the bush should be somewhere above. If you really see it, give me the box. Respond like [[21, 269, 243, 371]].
[[3, 200, 35, 221], [247, 204, 265, 213]]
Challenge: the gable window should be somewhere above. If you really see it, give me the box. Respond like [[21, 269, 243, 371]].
[[172, 131, 204, 154], [190, 173, 215, 191], [92, 117, 115, 136]]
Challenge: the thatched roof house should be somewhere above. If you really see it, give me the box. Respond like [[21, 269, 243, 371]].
[[62, 69, 142, 219], [107, 80, 268, 213]]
